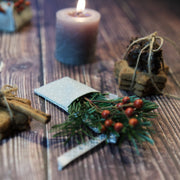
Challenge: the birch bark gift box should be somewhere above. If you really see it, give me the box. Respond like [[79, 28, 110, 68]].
[[55, 0, 101, 65], [115, 60, 168, 97], [0, 0, 32, 32], [114, 33, 169, 97]]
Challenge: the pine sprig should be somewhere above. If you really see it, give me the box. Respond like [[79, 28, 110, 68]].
[[51, 93, 158, 149]]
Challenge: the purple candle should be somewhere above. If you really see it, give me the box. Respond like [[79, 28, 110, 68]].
[[55, 0, 101, 65]]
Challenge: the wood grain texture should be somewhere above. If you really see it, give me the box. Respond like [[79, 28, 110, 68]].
[[0, 0, 47, 179], [0, 0, 180, 179]]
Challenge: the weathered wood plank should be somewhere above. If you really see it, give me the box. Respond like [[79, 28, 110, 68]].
[[0, 0, 47, 179]]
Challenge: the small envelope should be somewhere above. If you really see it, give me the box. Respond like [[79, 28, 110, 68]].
[[34, 77, 98, 112], [34, 77, 119, 170]]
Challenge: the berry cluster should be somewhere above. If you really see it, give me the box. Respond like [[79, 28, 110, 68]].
[[100, 96, 143, 134], [14, 0, 31, 13], [0, 0, 31, 14], [52, 93, 158, 148]]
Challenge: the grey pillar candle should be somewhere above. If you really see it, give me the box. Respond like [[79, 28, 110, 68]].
[[55, 8, 101, 65]]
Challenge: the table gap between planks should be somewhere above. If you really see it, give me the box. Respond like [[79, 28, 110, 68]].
[[0, 0, 180, 179]]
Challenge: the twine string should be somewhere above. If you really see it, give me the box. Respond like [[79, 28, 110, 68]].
[[124, 32, 180, 100], [147, 34, 162, 94], [0, 85, 18, 122], [130, 43, 150, 89]]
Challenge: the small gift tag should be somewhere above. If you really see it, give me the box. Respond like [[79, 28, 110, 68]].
[[34, 77, 98, 112]]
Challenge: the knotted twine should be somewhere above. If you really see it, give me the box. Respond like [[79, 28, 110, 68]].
[[0, 85, 18, 122], [123, 32, 180, 100]]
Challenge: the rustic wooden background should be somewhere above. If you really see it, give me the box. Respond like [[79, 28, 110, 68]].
[[0, 0, 180, 179]]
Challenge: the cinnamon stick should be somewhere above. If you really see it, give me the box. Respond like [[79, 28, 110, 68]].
[[6, 97, 31, 105], [0, 100, 51, 124]]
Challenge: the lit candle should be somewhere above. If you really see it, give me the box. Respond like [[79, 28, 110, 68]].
[[55, 0, 101, 65]]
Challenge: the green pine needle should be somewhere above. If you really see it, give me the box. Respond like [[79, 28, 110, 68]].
[[51, 93, 158, 151]]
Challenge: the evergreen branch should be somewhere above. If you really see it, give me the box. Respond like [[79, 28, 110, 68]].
[[51, 93, 158, 152]]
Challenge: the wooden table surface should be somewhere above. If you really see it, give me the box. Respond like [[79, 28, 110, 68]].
[[0, 0, 180, 179]]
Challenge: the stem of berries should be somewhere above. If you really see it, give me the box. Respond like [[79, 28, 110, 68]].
[[100, 97, 143, 133], [51, 93, 158, 151]]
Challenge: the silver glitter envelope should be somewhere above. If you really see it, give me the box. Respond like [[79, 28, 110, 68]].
[[34, 77, 120, 170], [34, 77, 98, 112]]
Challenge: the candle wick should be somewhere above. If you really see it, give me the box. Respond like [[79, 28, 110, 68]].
[[68, 10, 90, 17], [76, 11, 83, 16]]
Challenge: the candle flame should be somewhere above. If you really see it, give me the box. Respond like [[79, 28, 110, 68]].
[[76, 0, 86, 13]]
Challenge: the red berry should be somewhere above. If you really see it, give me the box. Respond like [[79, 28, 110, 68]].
[[129, 118, 138, 127], [134, 99, 143, 109], [125, 107, 134, 117], [114, 122, 123, 132], [101, 110, 110, 119], [14, 2, 20, 7], [25, 1, 31, 6], [19, 0, 24, 3], [122, 96, 130, 104], [104, 119, 113, 127], [100, 125, 106, 133], [116, 102, 124, 110]]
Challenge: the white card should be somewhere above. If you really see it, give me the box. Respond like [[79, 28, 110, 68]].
[[34, 77, 98, 112]]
